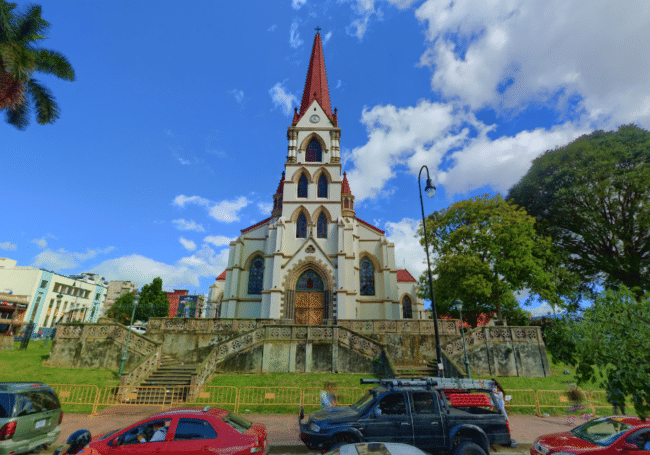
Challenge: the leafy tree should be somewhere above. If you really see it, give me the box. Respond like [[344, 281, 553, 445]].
[[418, 194, 558, 326], [105, 277, 169, 324], [508, 125, 650, 299], [545, 287, 650, 419], [0, 1, 75, 129]]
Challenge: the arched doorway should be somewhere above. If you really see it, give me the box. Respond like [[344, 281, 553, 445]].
[[295, 270, 325, 325]]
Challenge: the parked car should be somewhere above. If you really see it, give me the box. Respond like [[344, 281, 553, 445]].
[[128, 326, 146, 335], [299, 377, 515, 455], [531, 416, 650, 455], [0, 382, 63, 455], [88, 407, 268, 455], [326, 442, 429, 455]]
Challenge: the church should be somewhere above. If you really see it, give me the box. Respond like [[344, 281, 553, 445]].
[[211, 32, 425, 324]]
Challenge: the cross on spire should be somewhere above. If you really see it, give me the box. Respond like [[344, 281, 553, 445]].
[[315, 26, 322, 33]]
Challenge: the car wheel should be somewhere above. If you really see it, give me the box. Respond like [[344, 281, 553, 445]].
[[452, 441, 487, 455]]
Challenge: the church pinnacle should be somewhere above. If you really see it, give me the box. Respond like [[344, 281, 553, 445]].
[[298, 31, 332, 120]]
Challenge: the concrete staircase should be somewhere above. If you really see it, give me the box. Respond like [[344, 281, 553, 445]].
[[394, 363, 436, 378], [132, 357, 200, 405]]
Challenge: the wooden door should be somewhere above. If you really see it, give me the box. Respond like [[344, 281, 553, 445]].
[[295, 292, 324, 325]]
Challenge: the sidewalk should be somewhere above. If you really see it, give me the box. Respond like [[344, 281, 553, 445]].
[[54, 407, 582, 454]]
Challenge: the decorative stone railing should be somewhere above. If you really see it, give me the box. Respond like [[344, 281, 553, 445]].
[[443, 326, 543, 358], [57, 323, 161, 357], [119, 345, 163, 388], [337, 319, 460, 337]]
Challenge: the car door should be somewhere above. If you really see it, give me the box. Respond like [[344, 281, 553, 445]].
[[409, 391, 445, 452], [164, 417, 226, 455], [357, 392, 413, 445], [107, 419, 170, 455]]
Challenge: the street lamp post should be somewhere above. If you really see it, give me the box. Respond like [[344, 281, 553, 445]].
[[118, 293, 140, 378], [419, 165, 443, 377], [452, 299, 471, 379]]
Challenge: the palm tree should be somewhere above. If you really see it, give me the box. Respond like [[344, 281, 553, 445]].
[[0, 1, 75, 129]]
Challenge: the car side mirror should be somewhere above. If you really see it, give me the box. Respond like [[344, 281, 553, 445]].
[[621, 442, 638, 451]]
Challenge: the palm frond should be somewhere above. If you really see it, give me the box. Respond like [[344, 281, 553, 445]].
[[33, 48, 74, 81], [5, 96, 29, 129], [0, 1, 19, 43], [15, 4, 48, 44], [27, 77, 58, 124]]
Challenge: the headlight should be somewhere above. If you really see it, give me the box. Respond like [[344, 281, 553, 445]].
[[309, 423, 320, 432], [533, 443, 550, 455]]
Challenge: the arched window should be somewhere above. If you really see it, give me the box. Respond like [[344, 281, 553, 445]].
[[360, 257, 375, 296], [402, 295, 413, 319], [317, 174, 328, 197], [317, 212, 327, 238], [296, 270, 324, 291], [298, 174, 308, 198], [305, 139, 322, 162], [297, 212, 307, 238], [248, 256, 264, 295]]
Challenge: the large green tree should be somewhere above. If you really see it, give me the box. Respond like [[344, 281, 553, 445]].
[[508, 125, 650, 299], [418, 194, 558, 326], [545, 287, 650, 419], [0, 1, 75, 129], [106, 277, 169, 325]]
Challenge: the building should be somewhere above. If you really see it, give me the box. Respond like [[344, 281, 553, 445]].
[[0, 258, 108, 335], [205, 272, 226, 318], [215, 33, 424, 323], [106, 281, 139, 305], [166, 289, 188, 318]]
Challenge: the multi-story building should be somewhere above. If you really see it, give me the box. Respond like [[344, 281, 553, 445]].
[[106, 281, 139, 306], [0, 258, 108, 335], [166, 289, 188, 317]]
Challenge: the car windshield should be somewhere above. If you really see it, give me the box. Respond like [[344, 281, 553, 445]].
[[223, 412, 252, 433], [570, 417, 634, 446], [351, 391, 375, 412]]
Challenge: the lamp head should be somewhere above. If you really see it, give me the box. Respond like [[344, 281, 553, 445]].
[[452, 299, 463, 311], [425, 178, 436, 198], [133, 293, 141, 306]]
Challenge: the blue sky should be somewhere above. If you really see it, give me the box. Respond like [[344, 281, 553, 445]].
[[2, 0, 648, 315]]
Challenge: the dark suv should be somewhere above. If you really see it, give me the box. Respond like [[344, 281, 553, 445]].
[[299, 378, 515, 455], [0, 383, 62, 455]]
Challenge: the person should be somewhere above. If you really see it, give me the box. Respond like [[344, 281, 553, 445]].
[[320, 382, 337, 408], [138, 421, 169, 443], [62, 429, 100, 455], [490, 379, 509, 421]]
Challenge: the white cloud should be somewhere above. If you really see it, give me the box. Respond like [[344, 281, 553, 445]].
[[32, 238, 47, 249], [268, 24, 277, 32], [0, 242, 16, 251], [203, 235, 234, 247], [322, 32, 332, 45], [91, 247, 230, 290], [345, 0, 419, 39], [414, 0, 650, 128], [258, 202, 273, 215], [173, 194, 249, 223], [31, 246, 115, 270], [179, 237, 197, 252], [292, 0, 307, 10], [385, 218, 427, 278], [269, 82, 299, 116], [529, 302, 563, 318], [171, 219, 206, 232], [289, 20, 303, 49], [228, 89, 244, 104], [173, 153, 191, 165]]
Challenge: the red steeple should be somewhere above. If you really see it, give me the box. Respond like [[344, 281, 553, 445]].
[[342, 172, 352, 194], [276, 171, 285, 194], [299, 32, 332, 120]]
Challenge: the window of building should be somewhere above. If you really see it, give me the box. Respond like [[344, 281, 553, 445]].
[[296, 270, 324, 291], [298, 174, 308, 198], [317, 212, 327, 238], [360, 257, 375, 296], [296, 213, 307, 238], [39, 280, 48, 289], [317, 174, 328, 197], [402, 295, 413, 319], [95, 293, 101, 300], [247, 256, 264, 295], [305, 139, 322, 162]]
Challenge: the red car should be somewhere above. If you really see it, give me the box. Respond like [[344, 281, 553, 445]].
[[89, 407, 268, 455], [531, 416, 650, 455]]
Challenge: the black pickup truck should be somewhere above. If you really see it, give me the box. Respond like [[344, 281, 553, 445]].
[[299, 378, 516, 455]]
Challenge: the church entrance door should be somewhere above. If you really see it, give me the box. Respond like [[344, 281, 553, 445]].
[[294, 270, 325, 325]]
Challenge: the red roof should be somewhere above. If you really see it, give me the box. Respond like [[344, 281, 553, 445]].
[[299, 33, 332, 120], [341, 172, 352, 195], [241, 217, 272, 234], [276, 172, 285, 195], [356, 217, 385, 234], [216, 271, 226, 280], [396, 269, 417, 282]]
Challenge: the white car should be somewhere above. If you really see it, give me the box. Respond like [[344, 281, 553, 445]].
[[128, 325, 146, 335], [326, 443, 429, 455]]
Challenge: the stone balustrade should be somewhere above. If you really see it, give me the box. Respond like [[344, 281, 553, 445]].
[[443, 326, 543, 358]]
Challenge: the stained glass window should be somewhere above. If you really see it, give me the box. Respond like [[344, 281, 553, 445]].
[[296, 270, 324, 291], [248, 256, 264, 295], [297, 212, 307, 238], [305, 139, 322, 162], [317, 174, 328, 197], [402, 295, 413, 319], [317, 212, 327, 238], [298, 174, 308, 198], [360, 257, 375, 295]]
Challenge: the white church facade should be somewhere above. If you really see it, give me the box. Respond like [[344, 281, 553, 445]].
[[212, 32, 424, 324]]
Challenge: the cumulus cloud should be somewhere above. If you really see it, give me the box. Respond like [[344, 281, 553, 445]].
[[173, 195, 250, 223], [346, 0, 419, 39], [269, 82, 299, 116], [172, 219, 206, 232], [292, 0, 307, 10], [385, 218, 427, 277], [289, 20, 303, 49], [31, 246, 115, 270], [179, 237, 197, 252], [257, 202, 273, 215], [0, 242, 16, 251], [203, 235, 234, 247]]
